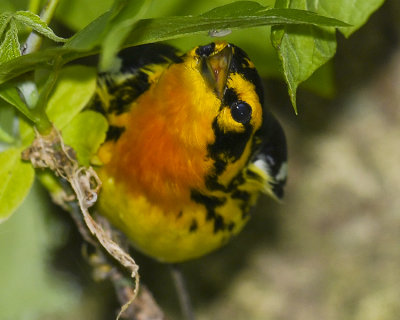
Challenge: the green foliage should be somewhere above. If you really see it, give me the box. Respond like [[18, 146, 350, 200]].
[[0, 148, 34, 221], [13, 11, 66, 42], [0, 104, 15, 144], [57, 0, 113, 31], [312, 0, 386, 37], [62, 111, 108, 166], [0, 8, 66, 132], [0, 11, 66, 52], [121, 3, 348, 51], [99, 0, 150, 71], [0, 20, 20, 62], [45, 65, 97, 129], [0, 1, 388, 318], [271, 0, 385, 112], [0, 1, 348, 84], [0, 85, 37, 123], [0, 0, 386, 224]]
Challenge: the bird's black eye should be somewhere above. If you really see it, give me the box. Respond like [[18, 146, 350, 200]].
[[230, 101, 252, 124]]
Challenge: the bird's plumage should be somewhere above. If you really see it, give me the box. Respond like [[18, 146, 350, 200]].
[[93, 41, 287, 262]]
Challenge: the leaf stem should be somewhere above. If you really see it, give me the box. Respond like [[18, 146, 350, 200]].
[[28, 0, 42, 15], [30, 58, 61, 133], [23, 0, 60, 55], [21, 0, 61, 133], [35, 59, 61, 115]]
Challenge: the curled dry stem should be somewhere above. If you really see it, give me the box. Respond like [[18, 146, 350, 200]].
[[21, 126, 139, 319], [85, 217, 166, 320]]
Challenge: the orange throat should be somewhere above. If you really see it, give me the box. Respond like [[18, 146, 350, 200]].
[[97, 61, 219, 210]]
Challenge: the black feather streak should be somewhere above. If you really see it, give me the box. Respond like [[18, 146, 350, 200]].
[[106, 125, 126, 141], [190, 190, 229, 234]]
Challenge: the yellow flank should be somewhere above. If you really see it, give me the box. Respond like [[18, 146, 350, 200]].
[[94, 41, 285, 262], [97, 170, 256, 262]]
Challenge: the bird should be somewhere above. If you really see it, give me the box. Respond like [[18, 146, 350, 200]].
[[91, 41, 287, 263]]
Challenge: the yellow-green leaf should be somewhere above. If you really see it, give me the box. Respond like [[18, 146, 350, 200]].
[[309, 0, 385, 37], [14, 11, 66, 42], [62, 110, 108, 166], [46, 65, 97, 129], [0, 104, 16, 144], [0, 12, 12, 39], [271, 0, 337, 112], [99, 0, 149, 71], [271, 0, 385, 112], [0, 20, 20, 63], [0, 147, 35, 222], [0, 84, 37, 123]]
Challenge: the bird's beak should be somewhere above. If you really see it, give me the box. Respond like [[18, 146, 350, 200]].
[[200, 46, 232, 99]]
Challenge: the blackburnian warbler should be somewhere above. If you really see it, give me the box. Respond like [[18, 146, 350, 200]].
[[92, 41, 287, 263]]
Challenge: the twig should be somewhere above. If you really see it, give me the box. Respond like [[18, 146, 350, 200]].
[[169, 265, 195, 320], [82, 212, 166, 319], [21, 126, 140, 319]]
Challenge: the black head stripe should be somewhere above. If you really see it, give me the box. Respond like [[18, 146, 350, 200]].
[[223, 87, 239, 107], [229, 44, 264, 105], [209, 117, 253, 164]]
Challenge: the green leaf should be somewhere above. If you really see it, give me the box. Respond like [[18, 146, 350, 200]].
[[306, 0, 385, 37], [0, 12, 12, 39], [271, 0, 338, 112], [99, 0, 149, 71], [64, 0, 148, 52], [46, 65, 97, 129], [57, 0, 113, 31], [13, 11, 66, 42], [0, 103, 16, 144], [0, 2, 349, 84], [0, 20, 20, 63], [69, 2, 345, 51], [62, 111, 108, 166], [0, 84, 37, 122], [271, 0, 385, 112], [201, 1, 265, 17], [272, 24, 336, 112], [63, 11, 112, 51], [125, 6, 348, 46], [0, 147, 35, 222], [200, 1, 347, 26], [0, 47, 71, 85]]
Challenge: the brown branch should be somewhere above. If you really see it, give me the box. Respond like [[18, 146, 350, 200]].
[[21, 126, 151, 319]]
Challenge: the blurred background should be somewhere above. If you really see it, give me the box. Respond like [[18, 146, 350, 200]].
[[0, 0, 400, 319]]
